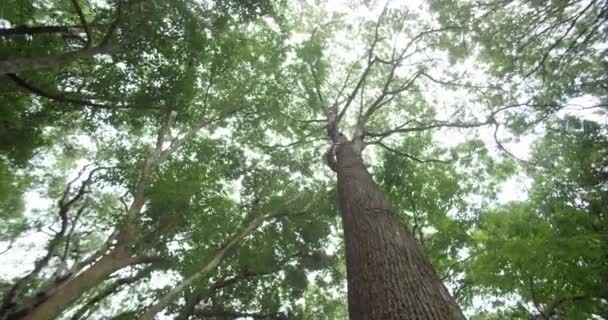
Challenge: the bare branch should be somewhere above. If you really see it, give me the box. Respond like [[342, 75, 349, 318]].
[[361, 70, 423, 125], [334, 55, 375, 126], [420, 72, 490, 91], [332, 5, 391, 128], [99, 0, 125, 47], [328, 58, 363, 117], [0, 238, 15, 255], [440, 250, 484, 281], [365, 101, 533, 140], [492, 121, 534, 165]]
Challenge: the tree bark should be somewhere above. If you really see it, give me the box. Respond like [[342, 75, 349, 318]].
[[334, 140, 464, 320], [14, 247, 140, 320]]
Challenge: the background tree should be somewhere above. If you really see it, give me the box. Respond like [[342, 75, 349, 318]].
[[464, 116, 607, 319]]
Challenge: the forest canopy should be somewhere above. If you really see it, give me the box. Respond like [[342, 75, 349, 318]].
[[0, 0, 606, 319]]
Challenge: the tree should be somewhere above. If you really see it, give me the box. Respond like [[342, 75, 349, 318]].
[[271, 3, 511, 318], [1, 1, 322, 319], [2, 0, 606, 319], [464, 117, 608, 319], [430, 0, 607, 138]]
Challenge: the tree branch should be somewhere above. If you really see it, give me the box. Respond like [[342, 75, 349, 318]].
[[69, 0, 92, 47], [374, 141, 454, 164], [0, 166, 107, 316], [70, 267, 154, 320], [0, 25, 79, 37], [193, 307, 286, 319], [0, 0, 126, 74], [6, 74, 140, 110], [138, 196, 316, 320]]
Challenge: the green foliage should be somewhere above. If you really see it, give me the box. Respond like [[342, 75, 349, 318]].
[[464, 117, 608, 318], [1, 0, 606, 319], [377, 132, 503, 283], [430, 0, 607, 131]]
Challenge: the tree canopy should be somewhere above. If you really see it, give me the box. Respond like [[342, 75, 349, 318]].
[[0, 0, 606, 319]]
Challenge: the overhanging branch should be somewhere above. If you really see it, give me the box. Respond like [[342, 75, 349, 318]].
[[373, 141, 455, 164]]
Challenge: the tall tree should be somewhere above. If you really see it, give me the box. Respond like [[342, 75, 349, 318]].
[[0, 1, 299, 319], [273, 3, 510, 318]]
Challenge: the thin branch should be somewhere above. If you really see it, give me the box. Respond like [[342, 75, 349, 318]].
[[492, 121, 532, 164], [57, 203, 88, 274], [332, 5, 390, 128], [374, 141, 454, 164], [98, 0, 125, 47], [309, 63, 325, 107], [361, 70, 423, 125], [176, 255, 299, 320], [440, 250, 484, 281], [524, 0, 596, 78], [138, 196, 317, 320], [0, 0, 126, 74], [420, 72, 489, 91], [159, 106, 243, 162], [137, 212, 271, 320], [365, 102, 530, 140], [330, 59, 358, 112], [541, 295, 588, 319], [70, 0, 92, 47], [6, 74, 142, 110], [0, 238, 15, 255], [528, 274, 544, 316], [70, 267, 154, 320], [0, 166, 106, 315]]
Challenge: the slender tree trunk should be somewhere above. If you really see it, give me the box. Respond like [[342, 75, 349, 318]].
[[334, 141, 464, 320], [15, 247, 139, 320]]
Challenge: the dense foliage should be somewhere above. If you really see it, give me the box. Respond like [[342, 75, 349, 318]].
[[0, 0, 606, 319]]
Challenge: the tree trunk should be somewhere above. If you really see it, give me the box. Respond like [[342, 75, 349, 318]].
[[335, 141, 464, 320], [15, 248, 138, 320]]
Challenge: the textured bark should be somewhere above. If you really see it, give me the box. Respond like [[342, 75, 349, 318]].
[[335, 141, 464, 320]]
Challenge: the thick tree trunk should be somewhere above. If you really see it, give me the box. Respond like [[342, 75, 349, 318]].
[[14, 248, 139, 320], [335, 141, 464, 320]]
